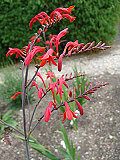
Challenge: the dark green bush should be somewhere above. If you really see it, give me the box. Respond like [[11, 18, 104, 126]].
[[0, 0, 119, 67]]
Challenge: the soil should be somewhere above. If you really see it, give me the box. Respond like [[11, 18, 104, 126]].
[[0, 37, 120, 160]]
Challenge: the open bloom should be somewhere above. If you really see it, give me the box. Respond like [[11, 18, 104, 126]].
[[44, 101, 57, 122], [6, 48, 24, 58], [59, 101, 78, 121], [37, 48, 57, 67], [46, 71, 55, 83], [56, 75, 68, 101]]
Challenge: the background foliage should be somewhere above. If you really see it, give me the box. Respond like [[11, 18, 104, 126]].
[[0, 0, 119, 66], [0, 67, 34, 109]]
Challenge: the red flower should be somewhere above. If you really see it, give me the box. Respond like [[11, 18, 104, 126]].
[[46, 71, 55, 83], [62, 40, 79, 56], [11, 92, 22, 100], [38, 88, 45, 99], [36, 72, 46, 88], [44, 101, 57, 122], [29, 6, 75, 29], [48, 82, 58, 103], [29, 12, 50, 29], [37, 48, 57, 67], [74, 99, 83, 115], [56, 75, 68, 101], [58, 54, 64, 71], [58, 75, 68, 89], [62, 14, 76, 22], [50, 10, 62, 22], [56, 28, 68, 54], [59, 101, 78, 121], [25, 46, 46, 66], [31, 81, 39, 90], [82, 95, 90, 101], [6, 48, 24, 58], [55, 6, 74, 14]]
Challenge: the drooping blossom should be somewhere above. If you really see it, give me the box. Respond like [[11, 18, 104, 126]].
[[29, 6, 75, 29], [25, 46, 46, 66], [74, 99, 83, 115], [31, 81, 39, 90], [56, 28, 68, 54], [56, 75, 68, 101], [29, 12, 50, 29], [48, 82, 58, 103], [58, 54, 64, 72], [54, 6, 75, 14], [59, 101, 78, 121], [44, 101, 57, 122], [11, 92, 22, 100], [38, 88, 45, 99], [36, 72, 46, 88], [6, 48, 24, 58], [61, 14, 76, 22], [82, 95, 90, 101], [37, 48, 57, 67]]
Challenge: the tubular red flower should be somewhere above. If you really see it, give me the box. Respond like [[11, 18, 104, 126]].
[[38, 88, 45, 99], [58, 54, 63, 72], [68, 90, 72, 98], [29, 12, 50, 29], [25, 46, 46, 66], [31, 81, 39, 90], [82, 95, 90, 101], [50, 11, 62, 21], [56, 28, 69, 54], [6, 48, 24, 58], [59, 101, 78, 121], [36, 72, 46, 88], [11, 92, 22, 100], [74, 99, 83, 115], [48, 82, 58, 103], [62, 14, 76, 22], [55, 6, 74, 14], [46, 71, 55, 83], [44, 101, 57, 122], [37, 48, 57, 67]]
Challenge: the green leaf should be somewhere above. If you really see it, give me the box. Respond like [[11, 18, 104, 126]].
[[77, 152, 80, 160], [57, 147, 69, 157], [31, 143, 60, 160]]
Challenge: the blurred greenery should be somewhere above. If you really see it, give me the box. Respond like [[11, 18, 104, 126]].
[[0, 66, 34, 109], [0, 0, 120, 67]]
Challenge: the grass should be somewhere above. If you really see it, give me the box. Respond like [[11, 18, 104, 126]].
[[0, 65, 34, 110]]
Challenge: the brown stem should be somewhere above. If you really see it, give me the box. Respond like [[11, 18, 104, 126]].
[[0, 119, 24, 136]]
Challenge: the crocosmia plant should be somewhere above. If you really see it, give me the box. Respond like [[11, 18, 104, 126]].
[[0, 6, 110, 160]]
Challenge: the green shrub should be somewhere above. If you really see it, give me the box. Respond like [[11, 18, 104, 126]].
[[0, 0, 119, 66], [0, 66, 34, 109]]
